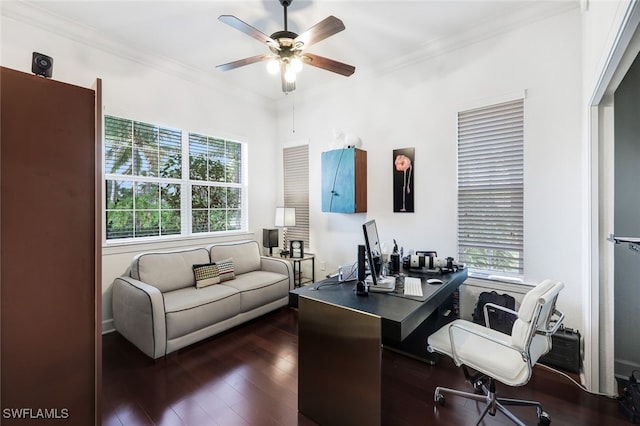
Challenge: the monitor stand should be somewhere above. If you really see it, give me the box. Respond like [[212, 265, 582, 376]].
[[365, 276, 396, 293]]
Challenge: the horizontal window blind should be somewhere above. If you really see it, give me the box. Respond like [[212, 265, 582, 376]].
[[457, 99, 524, 276], [283, 145, 309, 247]]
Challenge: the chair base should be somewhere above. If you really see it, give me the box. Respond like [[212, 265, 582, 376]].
[[434, 378, 551, 426]]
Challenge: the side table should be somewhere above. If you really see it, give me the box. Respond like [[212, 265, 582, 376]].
[[269, 253, 315, 287]]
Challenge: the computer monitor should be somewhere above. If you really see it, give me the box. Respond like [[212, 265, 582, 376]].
[[362, 219, 382, 286], [362, 220, 395, 291]]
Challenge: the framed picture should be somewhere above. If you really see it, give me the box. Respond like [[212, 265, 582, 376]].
[[393, 148, 415, 213]]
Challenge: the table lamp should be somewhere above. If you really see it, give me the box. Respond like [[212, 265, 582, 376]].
[[263, 229, 279, 255], [275, 207, 296, 256]]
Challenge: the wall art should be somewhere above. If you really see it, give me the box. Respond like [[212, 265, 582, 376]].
[[393, 147, 414, 213]]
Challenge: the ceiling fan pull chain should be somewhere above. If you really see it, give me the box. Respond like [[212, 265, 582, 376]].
[[292, 92, 296, 134]]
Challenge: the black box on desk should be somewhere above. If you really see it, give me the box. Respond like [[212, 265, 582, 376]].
[[539, 327, 581, 373]]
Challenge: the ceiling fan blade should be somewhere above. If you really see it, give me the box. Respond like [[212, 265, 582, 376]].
[[216, 54, 272, 72], [293, 16, 345, 50], [302, 53, 355, 77], [219, 15, 279, 49]]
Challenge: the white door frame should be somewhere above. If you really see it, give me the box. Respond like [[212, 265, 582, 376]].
[[586, 0, 640, 394]]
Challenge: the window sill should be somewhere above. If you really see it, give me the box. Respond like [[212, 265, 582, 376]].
[[102, 231, 255, 256]]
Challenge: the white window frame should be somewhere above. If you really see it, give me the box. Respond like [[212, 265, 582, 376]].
[[457, 98, 524, 282], [103, 115, 248, 244]]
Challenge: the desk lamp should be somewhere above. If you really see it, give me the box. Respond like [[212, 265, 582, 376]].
[[275, 207, 296, 256]]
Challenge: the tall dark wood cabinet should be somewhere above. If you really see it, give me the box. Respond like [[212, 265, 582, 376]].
[[1, 67, 101, 425]]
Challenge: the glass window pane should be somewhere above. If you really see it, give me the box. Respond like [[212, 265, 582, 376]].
[[227, 188, 240, 208], [192, 210, 208, 233], [133, 147, 159, 177], [209, 210, 226, 231], [105, 145, 132, 175], [161, 210, 181, 235], [210, 187, 226, 208], [160, 151, 181, 179], [106, 180, 133, 209], [189, 134, 208, 180], [226, 141, 242, 183], [208, 139, 226, 182], [192, 185, 208, 209], [106, 210, 133, 239], [133, 122, 158, 149], [135, 211, 160, 237], [161, 184, 181, 209], [135, 182, 159, 209], [227, 209, 241, 230], [159, 127, 181, 152]]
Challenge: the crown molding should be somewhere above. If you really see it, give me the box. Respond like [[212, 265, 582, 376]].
[[376, 1, 580, 75], [1, 1, 274, 108]]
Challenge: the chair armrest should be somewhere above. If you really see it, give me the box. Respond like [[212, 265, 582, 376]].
[[447, 321, 528, 366], [112, 277, 167, 359], [261, 256, 295, 290], [536, 308, 565, 336], [483, 302, 518, 328]]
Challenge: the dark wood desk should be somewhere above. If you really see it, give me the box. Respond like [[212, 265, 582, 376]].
[[289, 268, 467, 426]]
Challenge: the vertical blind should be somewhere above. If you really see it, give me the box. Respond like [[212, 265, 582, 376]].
[[283, 145, 310, 247], [457, 99, 524, 276]]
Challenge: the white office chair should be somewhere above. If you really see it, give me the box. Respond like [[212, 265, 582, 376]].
[[427, 279, 565, 426]]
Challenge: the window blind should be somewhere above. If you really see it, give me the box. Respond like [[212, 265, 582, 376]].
[[283, 145, 310, 247], [457, 99, 524, 276]]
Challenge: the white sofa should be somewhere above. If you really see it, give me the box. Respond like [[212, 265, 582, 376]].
[[112, 241, 293, 358]]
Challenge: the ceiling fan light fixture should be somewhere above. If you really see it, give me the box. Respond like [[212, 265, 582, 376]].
[[217, 0, 355, 93], [267, 58, 280, 74], [284, 64, 297, 83], [291, 57, 303, 73]]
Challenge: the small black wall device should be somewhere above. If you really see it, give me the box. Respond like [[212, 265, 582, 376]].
[[32, 52, 53, 78]]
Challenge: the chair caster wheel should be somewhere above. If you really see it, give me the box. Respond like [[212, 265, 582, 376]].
[[538, 412, 551, 425], [473, 380, 484, 394], [435, 394, 445, 406]]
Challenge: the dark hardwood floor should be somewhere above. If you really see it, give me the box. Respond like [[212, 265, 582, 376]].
[[103, 308, 625, 425]]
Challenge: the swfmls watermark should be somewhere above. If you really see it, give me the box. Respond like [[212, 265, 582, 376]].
[[2, 408, 69, 420]]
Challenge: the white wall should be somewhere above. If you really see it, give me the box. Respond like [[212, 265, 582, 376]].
[[1, 10, 280, 331], [275, 9, 584, 328]]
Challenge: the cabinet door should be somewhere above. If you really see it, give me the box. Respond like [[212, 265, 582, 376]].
[[1, 67, 97, 424], [321, 148, 356, 212]]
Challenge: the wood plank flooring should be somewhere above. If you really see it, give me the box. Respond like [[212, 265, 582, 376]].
[[103, 308, 625, 425]]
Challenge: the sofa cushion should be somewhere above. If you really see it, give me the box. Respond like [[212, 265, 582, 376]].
[[193, 263, 221, 289], [209, 241, 261, 275], [163, 284, 241, 340], [223, 270, 289, 312], [131, 247, 210, 293], [214, 258, 235, 282]]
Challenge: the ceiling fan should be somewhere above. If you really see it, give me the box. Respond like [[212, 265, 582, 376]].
[[216, 0, 356, 93]]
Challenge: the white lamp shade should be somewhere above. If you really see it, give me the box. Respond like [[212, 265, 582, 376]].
[[275, 207, 296, 227]]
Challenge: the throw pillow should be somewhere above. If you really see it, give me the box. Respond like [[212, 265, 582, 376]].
[[193, 263, 221, 289], [214, 258, 235, 282]]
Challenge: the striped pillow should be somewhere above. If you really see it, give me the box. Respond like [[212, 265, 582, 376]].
[[214, 258, 235, 282], [193, 263, 221, 289]]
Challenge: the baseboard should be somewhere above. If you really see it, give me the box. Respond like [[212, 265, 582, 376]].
[[102, 318, 116, 335], [615, 358, 640, 380]]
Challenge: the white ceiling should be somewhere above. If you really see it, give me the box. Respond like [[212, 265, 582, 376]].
[[16, 0, 578, 99]]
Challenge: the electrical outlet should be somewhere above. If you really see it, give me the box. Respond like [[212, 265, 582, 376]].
[[320, 261, 326, 271]]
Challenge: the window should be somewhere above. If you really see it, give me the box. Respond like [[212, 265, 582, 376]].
[[189, 133, 243, 233], [283, 145, 309, 247], [457, 99, 524, 278], [104, 115, 246, 241]]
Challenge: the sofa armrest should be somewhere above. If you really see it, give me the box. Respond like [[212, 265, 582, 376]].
[[112, 277, 167, 359], [261, 256, 295, 290]]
